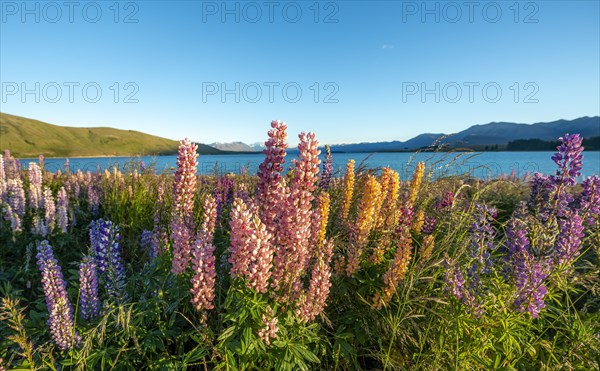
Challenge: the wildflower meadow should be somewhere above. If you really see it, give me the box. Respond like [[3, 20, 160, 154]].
[[0, 121, 598, 370]]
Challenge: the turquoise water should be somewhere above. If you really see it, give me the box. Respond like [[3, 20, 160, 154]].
[[19, 151, 600, 181]]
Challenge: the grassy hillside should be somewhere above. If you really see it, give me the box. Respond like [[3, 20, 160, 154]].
[[0, 113, 221, 158]]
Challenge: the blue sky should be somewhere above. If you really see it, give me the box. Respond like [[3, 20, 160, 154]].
[[1, 0, 599, 145]]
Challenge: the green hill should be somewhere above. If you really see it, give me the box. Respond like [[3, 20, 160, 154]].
[[0, 113, 223, 158]]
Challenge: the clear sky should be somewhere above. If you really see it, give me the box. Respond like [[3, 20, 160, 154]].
[[1, 0, 599, 145]]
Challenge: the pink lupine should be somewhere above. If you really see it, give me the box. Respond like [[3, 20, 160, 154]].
[[200, 196, 218, 241], [257, 120, 288, 236], [190, 196, 219, 319], [271, 132, 321, 298], [171, 138, 198, 275], [170, 215, 194, 274], [228, 198, 274, 293], [43, 187, 56, 231], [190, 236, 216, 319], [258, 306, 279, 346], [296, 239, 334, 322], [56, 187, 69, 233], [28, 162, 43, 210], [173, 138, 198, 217]]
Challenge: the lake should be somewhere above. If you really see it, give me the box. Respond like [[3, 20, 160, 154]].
[[19, 151, 600, 181]]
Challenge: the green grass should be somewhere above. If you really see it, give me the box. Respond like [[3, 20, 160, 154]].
[[0, 112, 224, 157]]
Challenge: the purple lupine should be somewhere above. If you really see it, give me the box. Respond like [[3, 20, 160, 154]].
[[141, 229, 155, 261], [421, 215, 437, 235], [4, 179, 25, 232], [505, 217, 548, 318], [214, 175, 234, 221], [552, 133, 584, 186], [579, 175, 600, 224], [553, 211, 585, 266], [32, 215, 48, 237], [78, 257, 100, 320], [28, 162, 43, 210], [0, 155, 6, 198], [87, 182, 100, 216], [319, 145, 333, 190], [56, 187, 69, 233], [435, 191, 454, 211], [89, 219, 125, 300], [36, 240, 81, 350], [469, 204, 497, 273], [42, 187, 56, 232], [443, 258, 466, 300]]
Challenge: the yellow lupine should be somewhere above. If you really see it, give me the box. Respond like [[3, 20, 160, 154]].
[[411, 209, 425, 233], [341, 160, 355, 220], [377, 168, 400, 230], [316, 192, 330, 247], [408, 162, 425, 206], [346, 175, 381, 276], [419, 235, 435, 263]]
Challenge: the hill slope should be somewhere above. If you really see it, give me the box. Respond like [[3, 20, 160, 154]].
[[0, 113, 222, 157]]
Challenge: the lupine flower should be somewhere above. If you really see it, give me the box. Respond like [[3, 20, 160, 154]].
[[258, 306, 278, 346], [506, 217, 548, 318], [377, 168, 400, 230], [271, 132, 320, 297], [89, 219, 126, 300], [257, 120, 288, 235], [56, 187, 68, 233], [38, 154, 45, 169], [87, 182, 100, 215], [190, 235, 216, 319], [418, 235, 435, 264], [436, 191, 454, 211], [552, 133, 584, 186], [407, 162, 425, 206], [528, 172, 555, 220], [200, 196, 218, 241], [170, 215, 194, 275], [313, 192, 330, 248], [340, 160, 355, 220], [469, 204, 497, 273], [411, 209, 425, 234], [579, 175, 600, 224], [0, 155, 6, 197], [171, 138, 198, 275], [421, 215, 437, 235], [319, 144, 333, 190], [78, 257, 100, 320], [3, 179, 25, 232], [32, 215, 48, 237], [348, 175, 381, 266], [42, 187, 56, 231], [36, 240, 80, 350], [374, 204, 414, 307], [229, 198, 274, 293], [296, 239, 334, 322], [28, 162, 43, 209], [443, 258, 466, 301], [140, 229, 154, 260], [553, 211, 584, 266], [151, 182, 168, 257], [214, 175, 234, 222]]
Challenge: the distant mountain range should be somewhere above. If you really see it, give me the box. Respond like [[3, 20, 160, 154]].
[[326, 117, 600, 152], [1, 112, 598, 158]]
